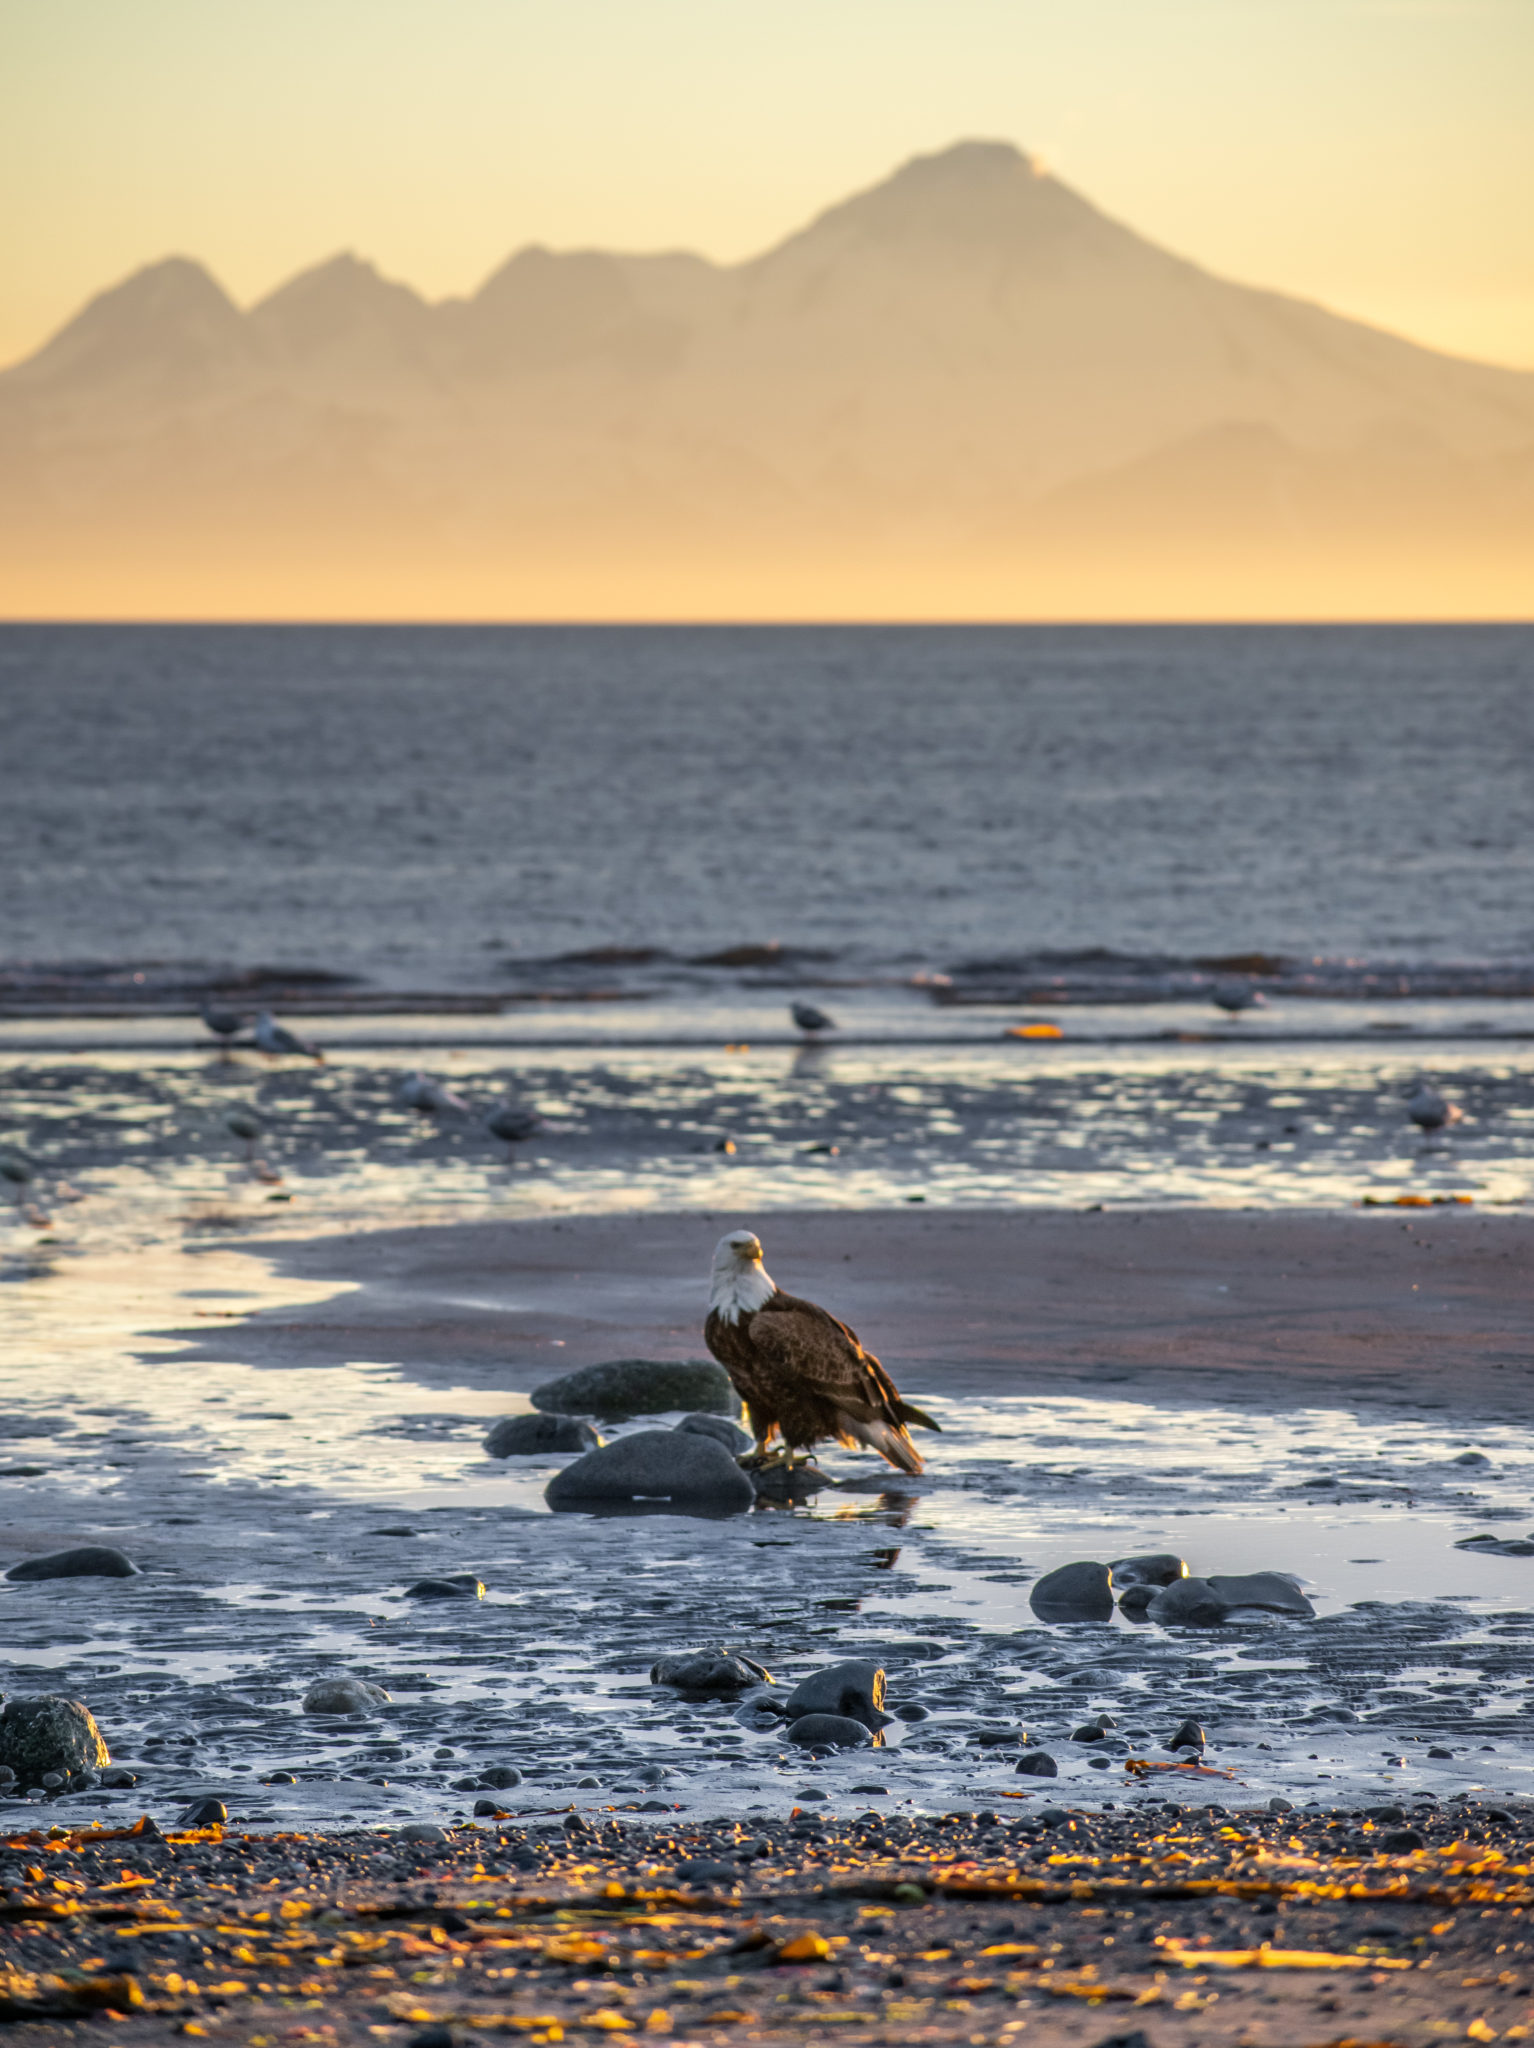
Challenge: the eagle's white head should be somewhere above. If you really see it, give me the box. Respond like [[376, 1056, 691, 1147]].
[[709, 1229, 776, 1322]]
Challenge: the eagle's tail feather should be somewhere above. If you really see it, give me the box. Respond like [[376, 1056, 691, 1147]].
[[895, 1401, 940, 1433], [844, 1415, 925, 1476]]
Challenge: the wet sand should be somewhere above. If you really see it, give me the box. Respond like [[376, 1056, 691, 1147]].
[[3, 1804, 1532, 2045], [182, 1204, 1534, 1421]]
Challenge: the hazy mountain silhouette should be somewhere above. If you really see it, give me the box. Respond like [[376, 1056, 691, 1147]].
[[3, 140, 1531, 617]]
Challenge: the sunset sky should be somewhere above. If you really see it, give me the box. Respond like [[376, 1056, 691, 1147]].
[[3, 0, 1532, 372]]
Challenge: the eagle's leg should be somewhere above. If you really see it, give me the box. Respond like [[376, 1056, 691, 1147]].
[[736, 1409, 788, 1469]]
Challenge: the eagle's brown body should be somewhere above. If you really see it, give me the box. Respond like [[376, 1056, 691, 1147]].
[[704, 1287, 933, 1475]]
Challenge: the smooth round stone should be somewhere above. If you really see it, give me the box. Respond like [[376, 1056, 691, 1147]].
[[6, 1546, 140, 1582], [1206, 1571, 1315, 1617], [178, 1797, 227, 1826], [1168, 1718, 1206, 1750], [787, 1713, 873, 1749], [484, 1414, 600, 1457], [675, 1413, 752, 1453], [1029, 1561, 1114, 1623], [545, 1430, 755, 1511], [100, 1767, 138, 1788], [784, 1660, 890, 1731], [403, 1575, 486, 1600], [302, 1677, 392, 1715], [1107, 1552, 1187, 1589], [1015, 1752, 1059, 1777], [532, 1359, 741, 1419], [651, 1649, 772, 1695], [1145, 1577, 1231, 1627], [398, 1823, 448, 1844], [479, 1765, 523, 1789]]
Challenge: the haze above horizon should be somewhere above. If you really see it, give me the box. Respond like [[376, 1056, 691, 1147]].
[[4, 0, 1533, 374]]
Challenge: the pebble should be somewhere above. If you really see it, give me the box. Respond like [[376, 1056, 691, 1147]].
[[483, 1414, 601, 1457], [0, 1696, 111, 1785], [178, 1797, 228, 1827], [1207, 1571, 1315, 1617], [398, 1823, 448, 1844], [1168, 1718, 1206, 1750], [99, 1767, 138, 1787], [784, 1660, 891, 1731], [787, 1713, 873, 1749], [1016, 1752, 1059, 1777], [1029, 1560, 1114, 1622], [403, 1575, 486, 1600], [5, 1545, 141, 1582], [531, 1358, 741, 1419], [545, 1429, 756, 1510], [302, 1677, 392, 1715], [650, 1649, 773, 1694], [1145, 1576, 1232, 1626], [479, 1766, 523, 1789]]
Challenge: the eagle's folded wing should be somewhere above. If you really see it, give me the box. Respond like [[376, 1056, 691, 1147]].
[[750, 1297, 901, 1423]]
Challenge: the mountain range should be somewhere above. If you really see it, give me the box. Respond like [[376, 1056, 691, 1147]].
[[3, 140, 1531, 617]]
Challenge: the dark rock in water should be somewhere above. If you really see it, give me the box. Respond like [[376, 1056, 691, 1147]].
[[532, 1359, 741, 1419], [404, 1575, 486, 1600], [651, 1649, 772, 1694], [1146, 1577, 1231, 1627], [972, 1727, 1024, 1747], [751, 1463, 833, 1504], [892, 1702, 929, 1722], [178, 1797, 227, 1827], [784, 1660, 891, 1731], [0, 1696, 111, 1784], [6, 1545, 140, 1582], [788, 1713, 873, 1749], [484, 1414, 600, 1457], [676, 1413, 752, 1453], [479, 1765, 523, 1789], [99, 1766, 138, 1788], [1457, 1532, 1534, 1557], [1030, 1561, 1114, 1622], [1116, 1584, 1157, 1616], [1383, 1826, 1426, 1852], [545, 1429, 755, 1511], [1107, 1552, 1186, 1589], [1015, 1751, 1059, 1777], [474, 1798, 508, 1817], [1207, 1571, 1315, 1616], [1167, 1718, 1206, 1751], [302, 1676, 391, 1714], [1070, 1723, 1108, 1743]]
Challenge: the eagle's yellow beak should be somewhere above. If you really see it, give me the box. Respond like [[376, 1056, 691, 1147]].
[[742, 1241, 763, 1261]]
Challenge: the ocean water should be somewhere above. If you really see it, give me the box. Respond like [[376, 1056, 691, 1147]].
[[3, 622, 1533, 1011]]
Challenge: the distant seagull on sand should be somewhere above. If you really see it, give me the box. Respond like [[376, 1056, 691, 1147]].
[[253, 1011, 324, 1063], [399, 1071, 470, 1115], [1212, 981, 1267, 1016], [225, 1110, 262, 1163], [200, 1000, 246, 1048], [1407, 1084, 1464, 1132], [791, 1003, 836, 1037], [486, 1103, 543, 1152]]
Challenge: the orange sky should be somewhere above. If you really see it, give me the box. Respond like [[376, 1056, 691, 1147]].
[[2, 0, 1532, 371]]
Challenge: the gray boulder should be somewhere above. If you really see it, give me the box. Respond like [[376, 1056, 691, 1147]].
[[485, 1414, 601, 1457], [784, 1660, 891, 1731], [6, 1545, 140, 1582], [546, 1429, 755, 1511], [1145, 1577, 1231, 1627], [0, 1696, 111, 1785], [676, 1413, 752, 1453], [404, 1575, 485, 1600], [1108, 1553, 1186, 1589], [1116, 1584, 1158, 1616], [1029, 1561, 1114, 1622], [787, 1713, 872, 1750], [651, 1649, 772, 1694], [303, 1676, 391, 1714], [1015, 1751, 1059, 1777], [532, 1359, 741, 1418], [1208, 1572, 1315, 1617]]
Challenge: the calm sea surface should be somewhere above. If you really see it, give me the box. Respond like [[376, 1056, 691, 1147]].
[[3, 623, 1532, 1006]]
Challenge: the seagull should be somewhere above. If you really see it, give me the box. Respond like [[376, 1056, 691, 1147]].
[[1406, 1084, 1463, 1132], [225, 1110, 262, 1163], [399, 1071, 470, 1115], [200, 1000, 245, 1046], [486, 1103, 543, 1150], [253, 1011, 324, 1063], [1211, 982, 1266, 1016], [791, 1002, 836, 1036]]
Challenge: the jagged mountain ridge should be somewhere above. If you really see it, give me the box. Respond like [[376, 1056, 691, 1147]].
[[2, 140, 1531, 617]]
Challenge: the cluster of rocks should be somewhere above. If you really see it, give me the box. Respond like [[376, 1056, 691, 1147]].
[[482, 1358, 769, 1511], [1029, 1553, 1316, 1626], [649, 1651, 898, 1751]]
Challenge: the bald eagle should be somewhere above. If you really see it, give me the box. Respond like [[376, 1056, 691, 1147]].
[[703, 1231, 939, 1475]]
